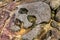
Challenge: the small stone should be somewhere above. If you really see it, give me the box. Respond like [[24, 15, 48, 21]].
[[50, 21, 58, 28], [50, 21, 60, 31], [55, 10, 60, 22], [50, 0, 60, 10]]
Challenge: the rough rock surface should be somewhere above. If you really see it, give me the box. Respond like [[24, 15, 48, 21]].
[[15, 2, 51, 28], [50, 21, 60, 31], [50, 21, 58, 28], [21, 0, 50, 4], [55, 10, 60, 22], [50, 0, 60, 10], [22, 24, 42, 40], [51, 28, 60, 40], [1, 0, 60, 40], [41, 28, 60, 40], [15, 14, 33, 28], [10, 25, 20, 32]]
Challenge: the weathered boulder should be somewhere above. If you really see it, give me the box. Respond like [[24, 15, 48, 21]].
[[15, 2, 51, 28]]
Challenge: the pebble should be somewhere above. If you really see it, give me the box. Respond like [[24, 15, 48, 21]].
[[50, 21, 58, 28], [50, 0, 60, 10], [55, 10, 60, 22], [50, 21, 60, 31]]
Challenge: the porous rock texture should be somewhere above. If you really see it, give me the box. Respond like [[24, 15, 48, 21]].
[[15, 2, 51, 28]]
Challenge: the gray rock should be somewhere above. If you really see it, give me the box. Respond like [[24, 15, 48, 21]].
[[55, 10, 60, 22], [15, 14, 33, 28], [22, 24, 43, 40], [17, 2, 51, 25], [50, 21, 60, 31], [50, 21, 58, 28], [10, 25, 20, 32], [50, 0, 60, 10]]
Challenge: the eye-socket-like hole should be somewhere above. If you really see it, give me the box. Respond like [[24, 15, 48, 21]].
[[18, 8, 28, 14], [27, 15, 36, 23], [14, 18, 22, 26]]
